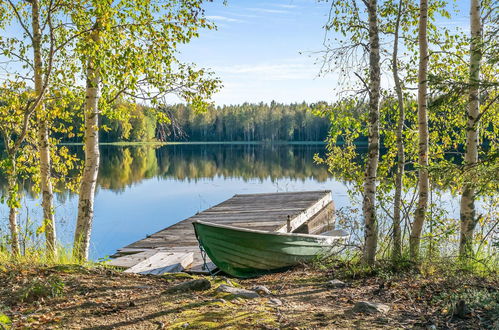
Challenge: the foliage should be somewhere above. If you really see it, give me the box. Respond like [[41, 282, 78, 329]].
[[0, 85, 39, 204], [69, 0, 221, 122], [17, 275, 65, 303], [317, 0, 499, 262], [436, 287, 499, 323]]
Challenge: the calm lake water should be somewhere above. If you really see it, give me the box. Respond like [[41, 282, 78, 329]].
[[1, 143, 353, 260]]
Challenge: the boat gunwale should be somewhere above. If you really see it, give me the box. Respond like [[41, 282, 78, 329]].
[[194, 220, 349, 241]]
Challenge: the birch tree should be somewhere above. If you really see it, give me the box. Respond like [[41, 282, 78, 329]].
[[458, 0, 499, 258], [73, 13, 101, 263], [406, 0, 498, 259], [317, 0, 462, 262], [409, 0, 429, 261], [0, 86, 39, 255], [71, 0, 220, 261], [317, 0, 381, 265], [390, 0, 406, 260], [363, 0, 381, 265], [458, 0, 481, 259], [31, 0, 56, 257], [0, 0, 73, 256]]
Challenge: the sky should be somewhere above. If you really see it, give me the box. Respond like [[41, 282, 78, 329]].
[[175, 0, 470, 106], [176, 0, 340, 105], [0, 0, 471, 106]]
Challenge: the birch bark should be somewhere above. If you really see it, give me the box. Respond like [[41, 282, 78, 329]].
[[7, 157, 20, 256], [32, 0, 56, 257], [392, 0, 405, 260], [459, 0, 481, 258], [410, 0, 429, 261], [73, 25, 101, 262], [363, 0, 381, 265]]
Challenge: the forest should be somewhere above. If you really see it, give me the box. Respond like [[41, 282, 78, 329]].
[[96, 102, 330, 142], [0, 0, 498, 328]]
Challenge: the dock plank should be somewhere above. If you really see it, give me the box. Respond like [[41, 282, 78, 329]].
[[124, 252, 194, 275]]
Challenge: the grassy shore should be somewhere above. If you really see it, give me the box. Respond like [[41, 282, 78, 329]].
[[1, 258, 497, 329]]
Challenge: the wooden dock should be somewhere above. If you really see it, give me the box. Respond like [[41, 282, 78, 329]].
[[110, 190, 335, 274]]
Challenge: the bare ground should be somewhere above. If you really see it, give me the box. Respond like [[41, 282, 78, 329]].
[[0, 263, 497, 329]]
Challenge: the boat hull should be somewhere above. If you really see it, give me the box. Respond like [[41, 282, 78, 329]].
[[193, 221, 347, 278]]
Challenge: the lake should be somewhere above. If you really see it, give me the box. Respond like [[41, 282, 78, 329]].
[[0, 143, 353, 260]]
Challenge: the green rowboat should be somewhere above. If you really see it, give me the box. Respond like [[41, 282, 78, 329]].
[[193, 220, 348, 278]]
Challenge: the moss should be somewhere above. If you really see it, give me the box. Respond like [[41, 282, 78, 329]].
[[0, 312, 11, 327], [162, 273, 195, 281], [48, 264, 89, 274], [169, 301, 277, 329]]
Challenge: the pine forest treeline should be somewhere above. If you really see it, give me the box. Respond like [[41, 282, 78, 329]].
[[87, 102, 331, 143]]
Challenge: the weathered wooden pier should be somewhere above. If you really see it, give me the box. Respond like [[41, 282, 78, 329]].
[[109, 190, 335, 274]]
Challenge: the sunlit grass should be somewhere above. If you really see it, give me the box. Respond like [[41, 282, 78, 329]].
[[0, 244, 97, 268], [313, 243, 498, 280]]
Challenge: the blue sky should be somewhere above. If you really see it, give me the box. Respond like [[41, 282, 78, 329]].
[[177, 0, 338, 105], [177, 0, 470, 106]]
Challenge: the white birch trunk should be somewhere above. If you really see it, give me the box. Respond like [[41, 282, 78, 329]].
[[363, 0, 381, 265], [73, 26, 101, 262], [410, 0, 429, 261], [7, 158, 20, 256], [32, 0, 56, 256], [392, 0, 405, 260], [459, 0, 481, 258]]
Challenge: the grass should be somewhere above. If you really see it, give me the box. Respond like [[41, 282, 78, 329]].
[[0, 244, 97, 269], [17, 274, 65, 303]]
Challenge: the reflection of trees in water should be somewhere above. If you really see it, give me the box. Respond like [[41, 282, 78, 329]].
[[154, 144, 331, 184], [99, 147, 159, 191], [1, 144, 332, 195], [98, 144, 331, 192]]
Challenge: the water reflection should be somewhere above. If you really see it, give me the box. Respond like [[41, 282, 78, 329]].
[[1, 144, 331, 195], [1, 144, 348, 259], [97, 144, 331, 191]]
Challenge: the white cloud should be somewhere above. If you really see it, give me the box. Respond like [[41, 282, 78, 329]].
[[247, 8, 291, 14], [213, 58, 324, 81], [230, 13, 262, 19], [212, 77, 337, 105], [205, 15, 242, 23]]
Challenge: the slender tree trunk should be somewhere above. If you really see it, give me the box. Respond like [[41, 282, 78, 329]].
[[363, 0, 381, 265], [32, 0, 56, 257], [459, 0, 482, 258], [392, 0, 405, 261], [7, 158, 20, 256], [73, 25, 101, 262], [8, 205, 20, 256], [410, 0, 429, 261]]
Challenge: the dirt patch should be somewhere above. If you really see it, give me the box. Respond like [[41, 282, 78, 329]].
[[0, 264, 497, 329]]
